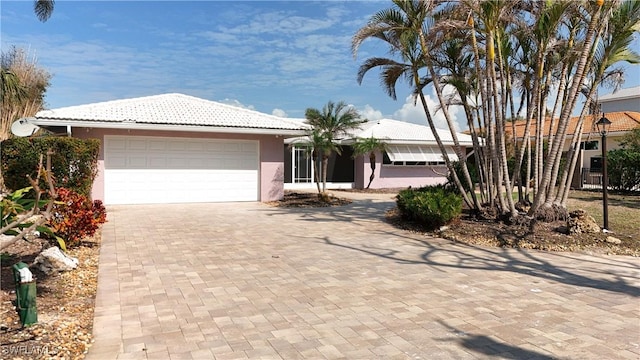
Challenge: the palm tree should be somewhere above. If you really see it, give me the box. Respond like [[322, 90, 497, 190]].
[[34, 0, 55, 22], [304, 101, 363, 198], [290, 129, 333, 196], [352, 137, 388, 189], [352, 0, 477, 210], [556, 0, 640, 206]]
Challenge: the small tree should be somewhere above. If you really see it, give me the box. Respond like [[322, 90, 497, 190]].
[[608, 128, 640, 192], [304, 101, 363, 199], [352, 137, 388, 189]]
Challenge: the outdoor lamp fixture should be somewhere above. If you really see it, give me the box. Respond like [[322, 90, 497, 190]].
[[596, 113, 612, 231]]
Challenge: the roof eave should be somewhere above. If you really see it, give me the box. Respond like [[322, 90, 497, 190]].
[[30, 118, 306, 136]]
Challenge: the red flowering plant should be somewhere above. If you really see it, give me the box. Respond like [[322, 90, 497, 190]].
[[48, 188, 107, 248]]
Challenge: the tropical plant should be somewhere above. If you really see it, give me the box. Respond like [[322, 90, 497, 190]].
[[395, 185, 462, 230], [1, 47, 50, 142], [607, 128, 640, 192], [2, 137, 100, 198], [304, 101, 363, 199], [48, 188, 107, 248], [352, 137, 388, 189], [352, 0, 480, 212], [0, 152, 60, 251], [34, 0, 55, 22], [353, 0, 638, 224]]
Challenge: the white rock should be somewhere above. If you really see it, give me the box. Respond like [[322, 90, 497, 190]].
[[34, 247, 79, 275], [606, 236, 622, 245]]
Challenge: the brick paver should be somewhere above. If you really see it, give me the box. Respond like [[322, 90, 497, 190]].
[[87, 194, 640, 359]]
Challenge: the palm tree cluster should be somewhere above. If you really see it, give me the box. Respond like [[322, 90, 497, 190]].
[[353, 0, 640, 221]]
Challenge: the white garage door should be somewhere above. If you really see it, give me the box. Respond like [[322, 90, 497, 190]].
[[104, 136, 259, 204]]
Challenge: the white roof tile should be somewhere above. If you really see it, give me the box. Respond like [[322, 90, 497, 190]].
[[354, 119, 474, 145], [35, 93, 306, 132]]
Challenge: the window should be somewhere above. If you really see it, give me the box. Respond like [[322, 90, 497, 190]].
[[580, 140, 598, 150], [382, 145, 455, 166], [590, 156, 603, 171]]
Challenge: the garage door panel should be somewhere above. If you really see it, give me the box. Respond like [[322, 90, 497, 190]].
[[104, 136, 259, 204], [128, 139, 148, 150], [148, 140, 166, 151]]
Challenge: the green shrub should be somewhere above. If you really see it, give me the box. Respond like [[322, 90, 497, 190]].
[[1, 137, 100, 198], [396, 185, 463, 230], [608, 148, 640, 192]]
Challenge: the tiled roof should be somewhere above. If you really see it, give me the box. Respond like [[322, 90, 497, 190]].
[[354, 119, 475, 145], [598, 86, 640, 102], [35, 93, 306, 131], [506, 111, 640, 139]]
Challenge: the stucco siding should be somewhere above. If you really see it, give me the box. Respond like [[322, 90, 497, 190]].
[[355, 151, 447, 189]]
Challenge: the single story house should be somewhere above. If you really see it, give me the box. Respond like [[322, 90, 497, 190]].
[[26, 93, 306, 204], [284, 118, 475, 190], [22, 93, 474, 204]]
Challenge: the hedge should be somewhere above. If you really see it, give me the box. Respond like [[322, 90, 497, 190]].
[[1, 137, 100, 198]]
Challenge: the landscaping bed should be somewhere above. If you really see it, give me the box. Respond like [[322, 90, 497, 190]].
[[0, 235, 100, 360]]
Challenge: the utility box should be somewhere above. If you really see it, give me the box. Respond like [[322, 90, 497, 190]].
[[12, 262, 38, 327]]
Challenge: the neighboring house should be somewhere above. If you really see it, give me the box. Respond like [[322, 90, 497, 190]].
[[25, 93, 306, 204], [285, 119, 475, 190], [506, 110, 640, 189], [598, 86, 640, 113]]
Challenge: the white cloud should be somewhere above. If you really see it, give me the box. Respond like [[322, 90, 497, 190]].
[[219, 98, 255, 110], [392, 95, 462, 132], [358, 104, 383, 121], [272, 108, 288, 117]]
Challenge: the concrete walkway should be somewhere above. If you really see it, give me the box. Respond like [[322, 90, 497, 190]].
[[87, 193, 640, 359]]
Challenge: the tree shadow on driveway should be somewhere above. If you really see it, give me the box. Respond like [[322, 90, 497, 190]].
[[321, 232, 640, 298], [264, 198, 640, 298], [436, 320, 556, 360]]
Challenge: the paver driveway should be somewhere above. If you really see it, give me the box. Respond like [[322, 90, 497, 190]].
[[87, 194, 640, 359]]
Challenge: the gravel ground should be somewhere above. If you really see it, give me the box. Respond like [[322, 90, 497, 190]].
[[1, 234, 100, 360]]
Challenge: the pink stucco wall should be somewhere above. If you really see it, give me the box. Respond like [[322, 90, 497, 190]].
[[354, 151, 447, 189], [72, 128, 285, 202]]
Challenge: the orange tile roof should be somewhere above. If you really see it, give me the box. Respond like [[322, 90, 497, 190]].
[[505, 111, 640, 139]]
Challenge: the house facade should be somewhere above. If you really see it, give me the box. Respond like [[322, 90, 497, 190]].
[[284, 119, 474, 190], [21, 94, 476, 204], [26, 93, 306, 204], [598, 86, 640, 113]]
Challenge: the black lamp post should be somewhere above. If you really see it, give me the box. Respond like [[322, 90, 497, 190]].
[[596, 113, 612, 231]]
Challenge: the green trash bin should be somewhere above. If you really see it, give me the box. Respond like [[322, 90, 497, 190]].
[[12, 262, 37, 327]]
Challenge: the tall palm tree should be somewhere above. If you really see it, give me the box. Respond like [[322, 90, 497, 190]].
[[34, 0, 55, 22], [556, 0, 640, 206], [528, 0, 610, 216], [304, 101, 363, 197], [352, 137, 388, 189], [352, 0, 477, 209]]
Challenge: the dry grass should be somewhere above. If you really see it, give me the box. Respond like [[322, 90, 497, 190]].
[[566, 190, 639, 241]]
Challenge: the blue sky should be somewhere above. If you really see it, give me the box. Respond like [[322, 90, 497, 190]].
[[2, 1, 639, 131]]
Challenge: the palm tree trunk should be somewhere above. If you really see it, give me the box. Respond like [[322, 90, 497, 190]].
[[529, 4, 604, 215], [322, 154, 329, 194], [367, 153, 376, 189], [312, 152, 321, 195], [491, 30, 517, 217], [416, 30, 481, 211]]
